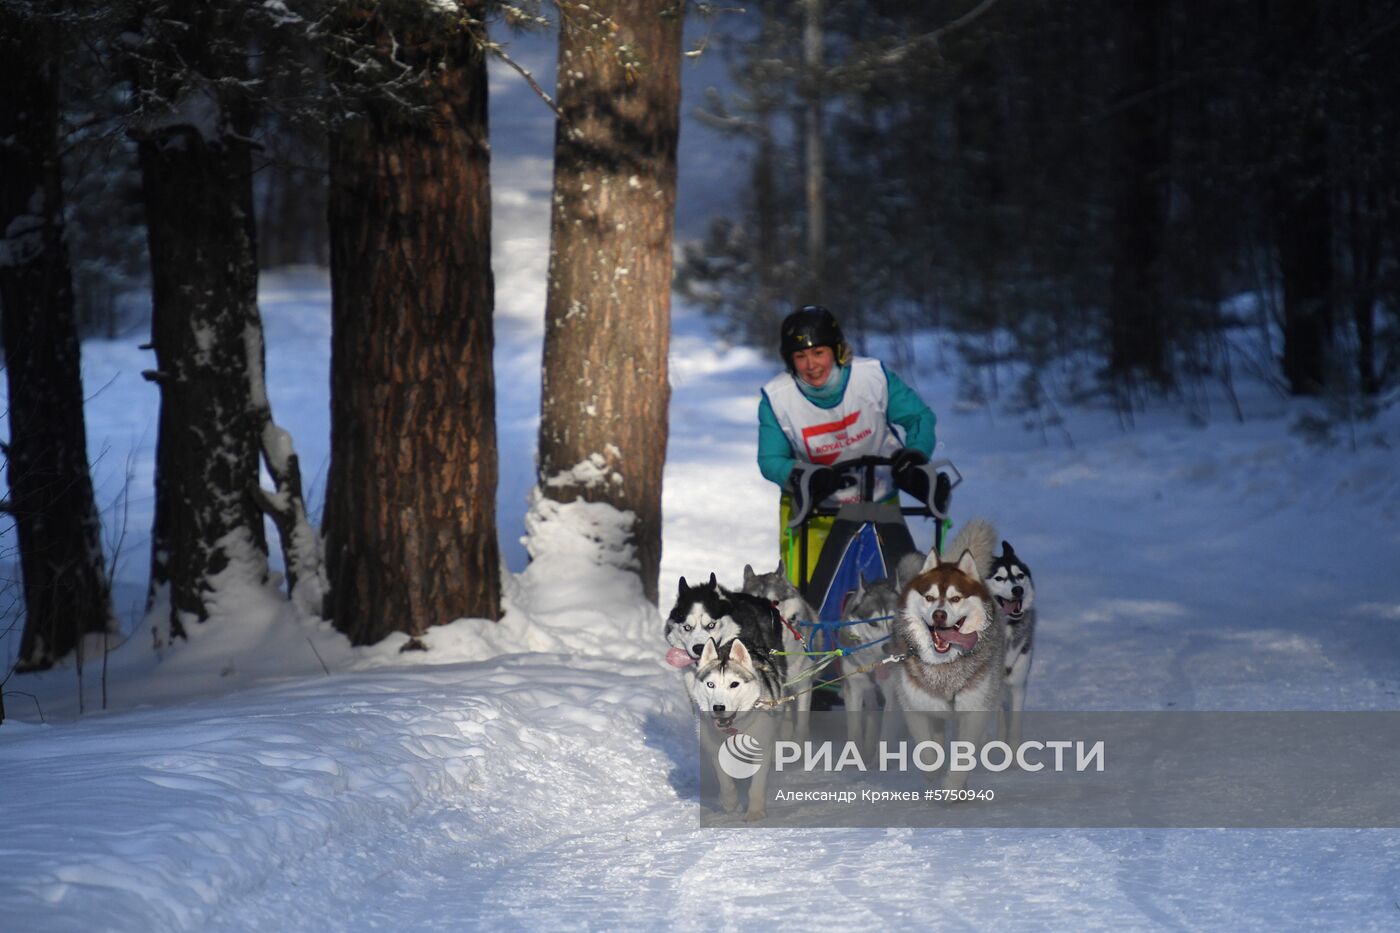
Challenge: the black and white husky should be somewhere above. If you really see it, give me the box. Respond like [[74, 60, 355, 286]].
[[690, 637, 784, 821], [988, 540, 1036, 747], [664, 573, 784, 664]]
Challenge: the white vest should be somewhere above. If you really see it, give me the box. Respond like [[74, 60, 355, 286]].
[[763, 357, 903, 504]]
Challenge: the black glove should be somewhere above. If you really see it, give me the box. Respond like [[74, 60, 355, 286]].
[[786, 463, 850, 529], [933, 470, 952, 516], [806, 466, 844, 504], [890, 447, 928, 477], [892, 448, 931, 502]]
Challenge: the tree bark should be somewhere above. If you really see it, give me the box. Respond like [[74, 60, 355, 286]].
[[803, 0, 825, 297], [1107, 0, 1172, 387], [538, 0, 683, 605], [0, 11, 115, 671], [324, 2, 500, 645], [1269, 0, 1333, 396], [131, 0, 270, 636]]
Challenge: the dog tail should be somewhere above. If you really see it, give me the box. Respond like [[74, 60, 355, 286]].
[[894, 550, 925, 590], [943, 518, 998, 579]]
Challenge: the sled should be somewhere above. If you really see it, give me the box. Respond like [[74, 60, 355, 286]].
[[786, 454, 961, 630]]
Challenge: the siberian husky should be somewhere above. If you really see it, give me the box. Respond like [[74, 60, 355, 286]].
[[838, 552, 924, 751], [740, 562, 816, 738], [690, 637, 784, 821], [664, 573, 783, 665], [890, 518, 1002, 789], [988, 540, 1036, 747]]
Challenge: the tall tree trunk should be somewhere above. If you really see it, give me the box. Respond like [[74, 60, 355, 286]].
[[0, 11, 115, 671], [131, 1, 269, 636], [753, 123, 782, 320], [538, 0, 683, 605], [1348, 178, 1381, 397], [1107, 0, 1171, 387], [324, 2, 500, 645], [803, 0, 825, 297], [1270, 0, 1333, 396]]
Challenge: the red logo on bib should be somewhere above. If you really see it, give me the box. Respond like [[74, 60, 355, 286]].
[[801, 410, 872, 464]]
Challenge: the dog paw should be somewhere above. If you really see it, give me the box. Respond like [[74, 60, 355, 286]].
[[720, 791, 740, 813], [743, 808, 767, 822]]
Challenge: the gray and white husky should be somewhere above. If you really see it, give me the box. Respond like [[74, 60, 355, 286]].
[[988, 540, 1036, 747], [839, 552, 924, 751], [890, 518, 1002, 789], [690, 637, 783, 821], [740, 562, 816, 739]]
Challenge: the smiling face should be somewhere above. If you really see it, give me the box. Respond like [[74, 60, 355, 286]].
[[791, 345, 836, 387]]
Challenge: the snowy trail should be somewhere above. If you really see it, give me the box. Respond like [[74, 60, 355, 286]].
[[6, 280, 1400, 929], [11, 655, 1399, 931]]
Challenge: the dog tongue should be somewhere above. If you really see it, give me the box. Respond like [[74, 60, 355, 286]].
[[666, 647, 696, 668], [935, 626, 979, 651]]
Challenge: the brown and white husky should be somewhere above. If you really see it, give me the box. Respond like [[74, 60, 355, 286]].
[[889, 518, 1002, 788]]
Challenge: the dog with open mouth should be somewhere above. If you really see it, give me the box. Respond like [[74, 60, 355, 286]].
[[889, 518, 1002, 788], [689, 637, 784, 821], [988, 540, 1036, 747]]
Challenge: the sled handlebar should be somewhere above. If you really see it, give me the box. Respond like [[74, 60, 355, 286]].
[[788, 456, 962, 526]]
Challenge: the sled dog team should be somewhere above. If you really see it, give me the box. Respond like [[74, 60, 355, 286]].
[[664, 518, 1038, 820]]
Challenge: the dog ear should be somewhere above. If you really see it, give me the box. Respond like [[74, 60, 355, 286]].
[[708, 572, 718, 588], [920, 548, 941, 573], [742, 564, 756, 586], [776, 558, 786, 577], [1001, 540, 1016, 559], [728, 638, 753, 671], [957, 548, 981, 581], [699, 638, 720, 668], [678, 576, 689, 596]]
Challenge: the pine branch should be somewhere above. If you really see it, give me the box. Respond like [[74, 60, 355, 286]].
[[828, 0, 1002, 86]]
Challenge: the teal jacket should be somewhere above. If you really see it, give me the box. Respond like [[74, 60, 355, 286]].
[[757, 362, 936, 486]]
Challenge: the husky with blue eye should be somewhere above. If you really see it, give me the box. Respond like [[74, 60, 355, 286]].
[[689, 637, 784, 821], [988, 540, 1036, 747], [664, 573, 783, 663]]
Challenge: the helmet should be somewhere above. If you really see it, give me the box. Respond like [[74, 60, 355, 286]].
[[779, 305, 849, 371]]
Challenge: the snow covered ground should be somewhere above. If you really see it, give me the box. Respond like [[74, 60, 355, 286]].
[[5, 31, 1400, 933]]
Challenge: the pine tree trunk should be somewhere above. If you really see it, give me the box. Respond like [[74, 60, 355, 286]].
[[132, 1, 269, 636], [0, 13, 115, 671], [324, 3, 500, 645], [1107, 0, 1171, 387], [1270, 0, 1333, 396], [803, 0, 825, 296], [538, 1, 683, 605]]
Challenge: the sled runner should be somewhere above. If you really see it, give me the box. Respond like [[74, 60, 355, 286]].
[[785, 454, 960, 631]]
